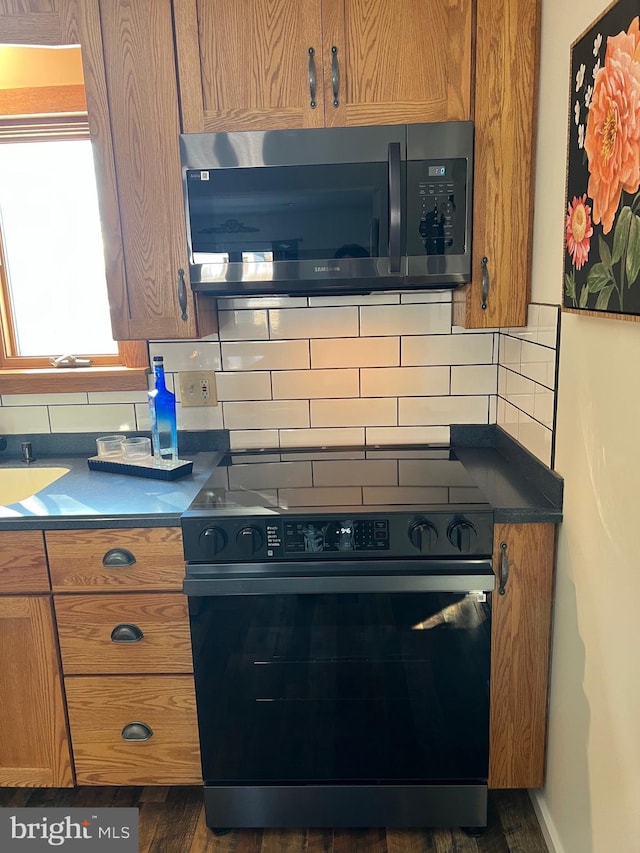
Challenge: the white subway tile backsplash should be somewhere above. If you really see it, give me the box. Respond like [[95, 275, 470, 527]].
[[366, 426, 450, 445], [360, 303, 451, 336], [223, 400, 310, 430], [360, 366, 450, 398], [309, 293, 400, 307], [311, 398, 397, 427], [0, 406, 51, 433], [87, 390, 148, 404], [534, 387, 555, 428], [450, 365, 497, 395], [518, 413, 552, 467], [273, 369, 359, 400], [402, 333, 494, 366], [217, 295, 308, 309], [520, 340, 556, 389], [499, 335, 522, 370], [149, 341, 221, 371], [230, 429, 279, 449], [399, 396, 489, 426], [270, 306, 359, 339], [536, 305, 559, 348], [279, 427, 365, 447], [178, 405, 224, 431], [2, 392, 87, 406], [217, 309, 269, 341], [400, 291, 452, 303], [49, 404, 136, 433], [311, 337, 399, 368], [216, 371, 272, 401], [222, 340, 310, 371]]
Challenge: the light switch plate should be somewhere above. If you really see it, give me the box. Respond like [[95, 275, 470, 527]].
[[179, 371, 218, 407]]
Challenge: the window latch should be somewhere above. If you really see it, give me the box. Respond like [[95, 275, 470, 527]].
[[49, 354, 93, 368]]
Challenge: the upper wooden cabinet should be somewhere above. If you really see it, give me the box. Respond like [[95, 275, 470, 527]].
[[0, 0, 210, 342], [454, 0, 541, 329], [174, 0, 472, 133]]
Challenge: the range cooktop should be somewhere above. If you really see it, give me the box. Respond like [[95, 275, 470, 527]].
[[182, 446, 494, 562], [185, 445, 491, 514]]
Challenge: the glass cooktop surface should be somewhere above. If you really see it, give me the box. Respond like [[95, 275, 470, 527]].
[[186, 446, 491, 516]]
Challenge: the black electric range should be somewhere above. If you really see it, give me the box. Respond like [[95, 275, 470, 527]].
[[182, 445, 495, 831], [181, 444, 494, 564]]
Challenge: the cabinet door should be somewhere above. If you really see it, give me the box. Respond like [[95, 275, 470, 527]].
[[454, 0, 541, 329], [174, 0, 325, 132], [98, 0, 202, 339], [489, 522, 555, 789], [0, 0, 128, 343], [0, 596, 73, 787], [322, 0, 472, 128]]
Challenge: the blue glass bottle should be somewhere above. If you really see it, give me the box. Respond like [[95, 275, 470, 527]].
[[148, 355, 178, 462]]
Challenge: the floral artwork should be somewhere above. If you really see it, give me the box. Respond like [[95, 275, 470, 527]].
[[564, 0, 640, 316]]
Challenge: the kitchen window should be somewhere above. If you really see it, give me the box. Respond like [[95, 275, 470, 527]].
[[0, 45, 147, 393]]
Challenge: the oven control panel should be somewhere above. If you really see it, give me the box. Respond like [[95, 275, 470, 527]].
[[182, 511, 494, 562]]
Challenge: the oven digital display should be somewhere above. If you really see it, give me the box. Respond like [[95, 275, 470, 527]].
[[283, 519, 389, 553]]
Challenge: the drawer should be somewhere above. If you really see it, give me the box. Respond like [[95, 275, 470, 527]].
[[65, 675, 202, 785], [0, 531, 49, 593], [55, 593, 193, 674], [46, 527, 184, 591]]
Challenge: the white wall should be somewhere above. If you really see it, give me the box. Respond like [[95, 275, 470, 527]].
[[531, 2, 640, 851]]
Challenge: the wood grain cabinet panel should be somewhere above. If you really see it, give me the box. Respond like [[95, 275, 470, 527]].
[[454, 0, 541, 329], [174, 0, 471, 133], [0, 530, 49, 593], [55, 593, 193, 674], [46, 527, 185, 591], [65, 675, 201, 785], [0, 596, 73, 787], [489, 522, 556, 789]]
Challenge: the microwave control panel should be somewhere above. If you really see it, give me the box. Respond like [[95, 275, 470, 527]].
[[407, 158, 468, 257]]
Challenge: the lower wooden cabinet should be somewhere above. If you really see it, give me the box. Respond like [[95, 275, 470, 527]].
[[65, 675, 201, 785], [489, 522, 556, 788], [0, 595, 73, 787]]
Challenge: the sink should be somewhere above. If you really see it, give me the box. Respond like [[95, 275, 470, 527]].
[[0, 467, 70, 505]]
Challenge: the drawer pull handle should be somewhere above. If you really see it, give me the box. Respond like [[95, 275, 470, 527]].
[[110, 623, 144, 643], [102, 548, 136, 568], [121, 722, 153, 741]]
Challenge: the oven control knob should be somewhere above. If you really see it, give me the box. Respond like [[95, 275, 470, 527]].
[[408, 519, 438, 552], [199, 526, 227, 557], [447, 519, 477, 552], [236, 525, 264, 556]]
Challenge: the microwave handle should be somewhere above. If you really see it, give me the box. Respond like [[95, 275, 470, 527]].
[[388, 142, 401, 273]]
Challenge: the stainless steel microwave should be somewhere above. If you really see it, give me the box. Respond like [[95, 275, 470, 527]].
[[179, 121, 473, 297]]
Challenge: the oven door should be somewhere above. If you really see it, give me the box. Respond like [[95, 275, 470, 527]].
[[184, 560, 493, 826]]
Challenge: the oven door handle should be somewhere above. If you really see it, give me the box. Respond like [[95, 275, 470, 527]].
[[183, 559, 495, 596]]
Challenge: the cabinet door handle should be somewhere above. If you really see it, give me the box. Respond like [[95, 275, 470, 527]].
[[178, 268, 188, 321], [498, 541, 509, 595], [102, 548, 136, 568], [481, 256, 489, 310], [308, 47, 317, 108], [331, 46, 340, 107], [110, 623, 144, 643], [121, 722, 153, 741]]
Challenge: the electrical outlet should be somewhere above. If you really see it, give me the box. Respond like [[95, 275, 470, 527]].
[[179, 371, 218, 407]]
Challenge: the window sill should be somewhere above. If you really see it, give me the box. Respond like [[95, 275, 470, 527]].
[[0, 366, 149, 395]]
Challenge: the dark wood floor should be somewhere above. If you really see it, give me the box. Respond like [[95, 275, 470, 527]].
[[0, 787, 548, 852]]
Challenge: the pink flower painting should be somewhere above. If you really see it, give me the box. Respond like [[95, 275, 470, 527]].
[[565, 2, 640, 315]]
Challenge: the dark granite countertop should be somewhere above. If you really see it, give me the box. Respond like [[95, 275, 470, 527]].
[[0, 452, 223, 530], [0, 427, 562, 530]]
